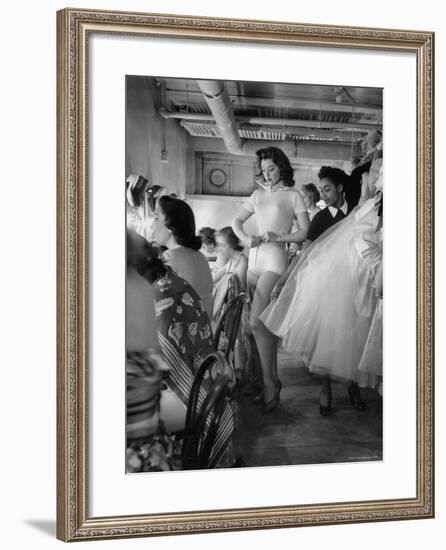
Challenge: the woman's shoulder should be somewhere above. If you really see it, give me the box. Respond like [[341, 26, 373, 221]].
[[177, 248, 212, 285], [283, 186, 303, 197], [246, 188, 262, 202]]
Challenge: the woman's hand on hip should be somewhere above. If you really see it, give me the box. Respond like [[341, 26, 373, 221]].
[[248, 236, 263, 248], [262, 231, 280, 243]]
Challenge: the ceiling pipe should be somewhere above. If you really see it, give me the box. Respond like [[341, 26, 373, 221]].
[[196, 80, 244, 155], [165, 90, 382, 115], [158, 108, 381, 132]]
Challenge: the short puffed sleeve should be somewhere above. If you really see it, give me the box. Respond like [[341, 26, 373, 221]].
[[242, 190, 258, 214], [292, 189, 307, 216]]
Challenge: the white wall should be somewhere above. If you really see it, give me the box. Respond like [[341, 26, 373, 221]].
[[126, 76, 188, 196], [189, 197, 258, 236], [0, 1, 444, 549]]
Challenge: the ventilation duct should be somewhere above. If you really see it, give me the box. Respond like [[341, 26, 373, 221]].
[[196, 80, 244, 155]]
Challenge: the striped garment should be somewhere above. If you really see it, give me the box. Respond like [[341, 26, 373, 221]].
[[126, 350, 164, 442]]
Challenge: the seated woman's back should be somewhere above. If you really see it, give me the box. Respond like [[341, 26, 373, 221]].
[[164, 247, 213, 319], [127, 266, 159, 351], [126, 247, 163, 445]]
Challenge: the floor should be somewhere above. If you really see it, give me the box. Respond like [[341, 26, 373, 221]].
[[232, 351, 383, 468]]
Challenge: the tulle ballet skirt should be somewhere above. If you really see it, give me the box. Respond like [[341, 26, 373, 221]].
[[358, 299, 382, 376], [261, 197, 382, 384]]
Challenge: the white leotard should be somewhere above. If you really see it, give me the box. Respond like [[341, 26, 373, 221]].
[[242, 187, 307, 278]]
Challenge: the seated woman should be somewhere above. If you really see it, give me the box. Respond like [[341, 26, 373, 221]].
[[212, 227, 249, 386], [132, 232, 236, 468], [302, 182, 322, 221], [212, 227, 248, 319], [152, 196, 214, 319], [126, 230, 168, 456], [199, 226, 225, 274], [198, 226, 217, 258]]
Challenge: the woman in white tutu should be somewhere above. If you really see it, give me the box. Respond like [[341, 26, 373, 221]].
[[261, 154, 383, 416]]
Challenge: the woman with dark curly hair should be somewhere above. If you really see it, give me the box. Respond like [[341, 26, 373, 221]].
[[151, 195, 213, 319], [232, 147, 310, 411]]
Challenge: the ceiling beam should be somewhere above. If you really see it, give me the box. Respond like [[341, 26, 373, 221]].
[[165, 89, 382, 115]]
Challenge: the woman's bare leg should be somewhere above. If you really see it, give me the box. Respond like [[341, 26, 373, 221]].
[[249, 271, 281, 403], [247, 270, 259, 301]]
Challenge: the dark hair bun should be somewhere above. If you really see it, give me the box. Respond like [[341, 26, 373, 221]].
[[186, 234, 203, 251], [158, 196, 201, 251]]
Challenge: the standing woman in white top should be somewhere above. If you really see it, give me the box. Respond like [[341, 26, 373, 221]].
[[232, 147, 310, 411], [151, 195, 214, 319]]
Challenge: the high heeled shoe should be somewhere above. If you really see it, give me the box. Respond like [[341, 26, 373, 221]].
[[348, 383, 367, 411], [263, 380, 282, 413], [275, 379, 282, 402], [319, 387, 332, 416], [253, 379, 281, 405], [252, 389, 264, 405]]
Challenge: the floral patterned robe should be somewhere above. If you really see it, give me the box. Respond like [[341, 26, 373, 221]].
[[153, 269, 234, 467]]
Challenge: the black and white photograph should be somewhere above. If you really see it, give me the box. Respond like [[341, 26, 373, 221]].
[[125, 76, 384, 473], [2, 0, 440, 545]]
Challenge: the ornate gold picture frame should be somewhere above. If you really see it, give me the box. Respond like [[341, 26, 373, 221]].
[[56, 7, 434, 542]]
